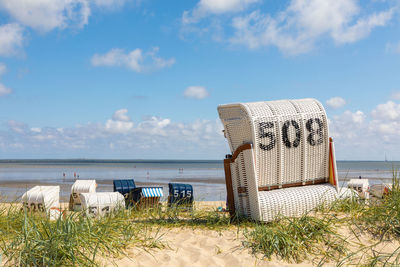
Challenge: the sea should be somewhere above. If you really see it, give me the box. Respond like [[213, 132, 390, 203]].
[[0, 160, 399, 202]]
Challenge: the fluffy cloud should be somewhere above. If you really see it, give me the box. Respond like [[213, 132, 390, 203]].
[[371, 101, 400, 121], [328, 98, 400, 159], [93, 0, 129, 7], [183, 0, 260, 24], [0, 62, 6, 75], [0, 83, 11, 96], [0, 62, 12, 97], [184, 86, 209, 99], [7, 99, 400, 159], [0, 109, 226, 158], [0, 0, 133, 33], [332, 9, 393, 44], [326, 97, 346, 109], [0, 0, 90, 33], [391, 92, 400, 100], [7, 120, 28, 134], [0, 23, 24, 56], [182, 0, 395, 55], [30, 127, 42, 133], [229, 0, 394, 54], [91, 47, 175, 73], [105, 109, 134, 134]]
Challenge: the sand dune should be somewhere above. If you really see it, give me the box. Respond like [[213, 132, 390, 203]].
[[104, 227, 318, 267]]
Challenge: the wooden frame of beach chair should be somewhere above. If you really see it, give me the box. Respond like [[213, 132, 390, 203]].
[[218, 99, 340, 222]]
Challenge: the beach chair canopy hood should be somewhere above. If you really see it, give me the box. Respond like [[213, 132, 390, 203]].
[[113, 179, 136, 197], [218, 98, 340, 221], [219, 98, 329, 188], [141, 187, 163, 197], [70, 180, 97, 206], [71, 180, 97, 194], [21, 186, 60, 211]]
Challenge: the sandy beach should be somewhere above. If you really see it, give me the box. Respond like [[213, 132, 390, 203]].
[[1, 199, 400, 266], [106, 228, 280, 267], [95, 201, 397, 267]]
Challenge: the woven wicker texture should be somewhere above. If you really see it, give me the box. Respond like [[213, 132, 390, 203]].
[[218, 98, 329, 188], [21, 186, 60, 211], [80, 192, 125, 217], [218, 98, 339, 222], [258, 184, 337, 221]]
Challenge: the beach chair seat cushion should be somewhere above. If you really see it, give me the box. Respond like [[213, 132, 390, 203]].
[[258, 184, 337, 221]]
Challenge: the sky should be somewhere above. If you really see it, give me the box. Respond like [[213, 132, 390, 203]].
[[0, 0, 400, 160]]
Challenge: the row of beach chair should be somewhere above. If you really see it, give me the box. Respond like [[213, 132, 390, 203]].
[[21, 180, 194, 219]]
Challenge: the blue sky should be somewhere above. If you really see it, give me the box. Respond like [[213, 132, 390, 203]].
[[0, 0, 400, 160]]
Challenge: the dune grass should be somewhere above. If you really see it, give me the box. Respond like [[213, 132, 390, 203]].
[[357, 173, 400, 239], [2, 174, 400, 266], [242, 213, 348, 263], [127, 204, 240, 230], [0, 205, 164, 266]]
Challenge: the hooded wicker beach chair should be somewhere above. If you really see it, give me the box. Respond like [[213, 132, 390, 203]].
[[218, 98, 341, 222]]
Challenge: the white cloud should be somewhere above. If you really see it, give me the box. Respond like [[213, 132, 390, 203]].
[[391, 92, 400, 100], [0, 83, 12, 96], [112, 108, 130, 122], [0, 62, 12, 96], [183, 0, 260, 24], [1, 110, 227, 158], [93, 0, 128, 7], [0, 0, 90, 32], [135, 116, 171, 136], [229, 0, 395, 54], [0, 62, 6, 75], [326, 97, 346, 109], [91, 47, 175, 73], [9, 99, 400, 160], [0, 23, 24, 56], [105, 109, 134, 134], [30, 127, 42, 133], [184, 86, 209, 99], [8, 120, 27, 134], [371, 101, 400, 121], [328, 98, 400, 159], [0, 0, 132, 33]]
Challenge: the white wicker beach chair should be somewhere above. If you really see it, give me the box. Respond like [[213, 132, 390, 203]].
[[69, 180, 97, 211], [79, 192, 125, 217], [22, 186, 60, 212], [218, 98, 340, 222]]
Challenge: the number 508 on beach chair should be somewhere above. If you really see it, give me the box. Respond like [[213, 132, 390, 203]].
[[218, 98, 342, 222]]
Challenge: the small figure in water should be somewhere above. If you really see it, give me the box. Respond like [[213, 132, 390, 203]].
[[359, 176, 362, 179], [74, 172, 76, 179]]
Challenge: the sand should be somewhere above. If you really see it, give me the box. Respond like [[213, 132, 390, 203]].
[[102, 224, 399, 267], [104, 228, 310, 267], [2, 201, 399, 266], [100, 202, 311, 267]]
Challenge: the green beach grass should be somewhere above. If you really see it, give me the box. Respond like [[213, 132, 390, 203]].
[[1, 176, 400, 266]]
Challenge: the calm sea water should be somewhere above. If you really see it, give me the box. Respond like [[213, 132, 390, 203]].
[[0, 160, 398, 201]]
